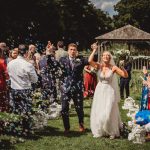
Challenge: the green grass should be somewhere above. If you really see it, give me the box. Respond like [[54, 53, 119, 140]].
[[1, 99, 150, 150], [0, 71, 149, 150]]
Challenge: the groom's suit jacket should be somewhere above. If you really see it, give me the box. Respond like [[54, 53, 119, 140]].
[[59, 56, 88, 93]]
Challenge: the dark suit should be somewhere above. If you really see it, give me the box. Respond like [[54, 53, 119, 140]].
[[120, 62, 132, 99], [59, 56, 88, 130]]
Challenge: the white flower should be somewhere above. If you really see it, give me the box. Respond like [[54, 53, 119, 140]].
[[114, 48, 130, 58], [76, 58, 81, 63]]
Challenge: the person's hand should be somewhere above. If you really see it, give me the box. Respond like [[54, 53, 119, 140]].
[[143, 66, 148, 75], [119, 60, 125, 69], [143, 80, 147, 85], [91, 42, 98, 51]]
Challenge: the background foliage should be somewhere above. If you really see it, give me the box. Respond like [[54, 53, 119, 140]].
[[0, 0, 112, 49], [113, 0, 150, 33]]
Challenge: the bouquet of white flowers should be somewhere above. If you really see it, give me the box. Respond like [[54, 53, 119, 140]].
[[113, 48, 131, 64]]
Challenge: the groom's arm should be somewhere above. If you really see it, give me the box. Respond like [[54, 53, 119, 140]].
[[59, 57, 67, 82], [77, 55, 89, 66]]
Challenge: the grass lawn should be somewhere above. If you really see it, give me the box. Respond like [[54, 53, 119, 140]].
[[1, 95, 150, 150], [1, 70, 150, 150]]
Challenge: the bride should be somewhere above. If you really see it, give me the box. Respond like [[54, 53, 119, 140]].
[[89, 43, 128, 139]]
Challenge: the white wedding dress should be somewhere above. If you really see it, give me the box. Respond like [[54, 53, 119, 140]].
[[90, 68, 121, 138]]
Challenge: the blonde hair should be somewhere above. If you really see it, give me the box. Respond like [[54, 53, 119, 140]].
[[29, 44, 35, 50], [101, 51, 112, 63], [27, 50, 34, 60]]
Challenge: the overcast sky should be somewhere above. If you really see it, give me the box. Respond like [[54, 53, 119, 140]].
[[90, 0, 120, 16]]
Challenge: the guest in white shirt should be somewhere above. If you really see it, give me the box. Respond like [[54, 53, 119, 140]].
[[7, 44, 38, 115], [7, 44, 38, 135]]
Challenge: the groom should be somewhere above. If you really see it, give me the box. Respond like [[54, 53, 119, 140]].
[[59, 43, 88, 133]]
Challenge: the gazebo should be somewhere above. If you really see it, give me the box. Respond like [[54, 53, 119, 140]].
[[95, 25, 150, 69]]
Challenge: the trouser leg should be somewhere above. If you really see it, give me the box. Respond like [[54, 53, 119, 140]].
[[72, 92, 84, 125], [120, 80, 125, 99], [61, 92, 70, 130]]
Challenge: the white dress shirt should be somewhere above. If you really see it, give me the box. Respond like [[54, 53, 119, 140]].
[[7, 56, 38, 90]]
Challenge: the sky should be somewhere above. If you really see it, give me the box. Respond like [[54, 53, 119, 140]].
[[90, 0, 120, 16]]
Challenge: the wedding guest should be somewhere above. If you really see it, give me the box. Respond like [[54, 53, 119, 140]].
[[39, 43, 61, 105], [0, 47, 9, 112], [59, 43, 89, 133], [8, 48, 19, 62], [0, 42, 9, 64], [55, 41, 68, 61], [119, 59, 132, 99], [140, 66, 150, 110], [26, 44, 37, 67], [55, 41, 68, 103], [27, 44, 42, 90], [89, 43, 128, 139], [134, 67, 150, 139], [7, 44, 38, 114], [83, 65, 97, 98], [34, 51, 41, 74]]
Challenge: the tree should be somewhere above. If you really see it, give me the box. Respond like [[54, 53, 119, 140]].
[[0, 0, 61, 47], [57, 0, 112, 49], [0, 0, 112, 49], [113, 0, 150, 32]]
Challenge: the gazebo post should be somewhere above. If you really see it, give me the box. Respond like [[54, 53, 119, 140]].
[[128, 42, 131, 51]]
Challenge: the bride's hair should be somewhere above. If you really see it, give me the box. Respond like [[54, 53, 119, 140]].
[[100, 51, 112, 64]]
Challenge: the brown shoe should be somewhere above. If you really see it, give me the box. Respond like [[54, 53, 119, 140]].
[[79, 123, 85, 132]]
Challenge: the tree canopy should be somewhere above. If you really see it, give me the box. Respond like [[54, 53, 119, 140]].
[[0, 0, 112, 49], [113, 0, 150, 33]]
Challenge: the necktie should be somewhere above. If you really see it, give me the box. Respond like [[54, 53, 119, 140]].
[[70, 59, 75, 70]]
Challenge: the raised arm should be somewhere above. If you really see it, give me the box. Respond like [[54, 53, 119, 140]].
[[112, 66, 128, 78], [88, 43, 99, 69]]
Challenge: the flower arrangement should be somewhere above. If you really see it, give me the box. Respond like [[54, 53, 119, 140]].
[[115, 49, 130, 56], [113, 49, 130, 64], [122, 97, 150, 144], [113, 49, 131, 64], [32, 110, 49, 130]]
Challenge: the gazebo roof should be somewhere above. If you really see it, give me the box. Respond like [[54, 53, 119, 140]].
[[95, 25, 150, 41]]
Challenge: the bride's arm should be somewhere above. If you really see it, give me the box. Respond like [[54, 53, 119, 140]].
[[88, 43, 100, 69], [112, 66, 128, 78]]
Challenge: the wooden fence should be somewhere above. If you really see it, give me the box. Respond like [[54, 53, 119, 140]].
[[131, 56, 150, 70]]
